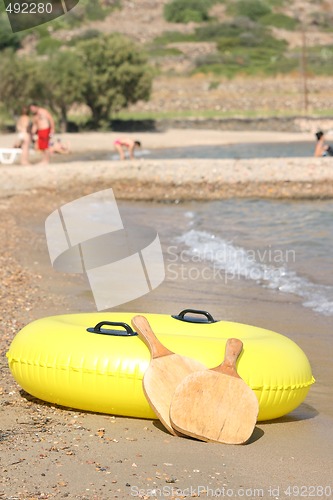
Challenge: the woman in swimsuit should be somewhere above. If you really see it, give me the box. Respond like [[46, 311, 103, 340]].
[[114, 138, 141, 160], [15, 106, 32, 165]]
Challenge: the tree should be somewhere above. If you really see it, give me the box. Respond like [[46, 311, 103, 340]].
[[0, 51, 38, 114], [0, 35, 153, 131], [0, 16, 21, 51], [0, 49, 85, 132], [77, 34, 153, 127], [41, 51, 85, 131]]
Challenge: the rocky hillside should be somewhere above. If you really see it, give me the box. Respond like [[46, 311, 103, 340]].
[[56, 0, 333, 46], [21, 0, 333, 73], [17, 0, 333, 118]]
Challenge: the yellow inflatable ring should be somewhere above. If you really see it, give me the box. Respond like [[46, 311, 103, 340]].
[[7, 309, 315, 421]]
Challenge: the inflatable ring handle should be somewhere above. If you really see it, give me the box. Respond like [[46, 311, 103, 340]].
[[87, 321, 138, 336], [172, 309, 216, 324]]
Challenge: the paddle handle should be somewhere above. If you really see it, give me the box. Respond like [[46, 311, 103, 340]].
[[131, 315, 173, 359], [212, 338, 243, 378]]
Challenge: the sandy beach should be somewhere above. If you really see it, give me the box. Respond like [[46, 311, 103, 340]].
[[0, 129, 333, 201], [1, 129, 333, 500]]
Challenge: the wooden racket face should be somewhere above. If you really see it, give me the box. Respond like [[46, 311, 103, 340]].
[[170, 370, 259, 444], [143, 354, 206, 435]]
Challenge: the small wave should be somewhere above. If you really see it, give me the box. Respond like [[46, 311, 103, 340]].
[[177, 229, 333, 317]]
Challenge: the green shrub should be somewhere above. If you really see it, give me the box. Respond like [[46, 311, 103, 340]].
[[85, 1, 109, 20], [302, 44, 333, 75], [208, 80, 220, 90], [148, 47, 183, 58], [193, 53, 242, 78], [216, 37, 240, 50], [227, 0, 272, 21], [152, 31, 195, 45], [68, 29, 101, 45], [193, 23, 226, 41], [215, 23, 287, 50], [164, 0, 214, 23], [194, 46, 296, 77], [195, 23, 290, 77], [260, 13, 298, 30], [48, 0, 121, 29], [36, 36, 62, 55], [195, 19, 257, 42], [265, 0, 285, 6]]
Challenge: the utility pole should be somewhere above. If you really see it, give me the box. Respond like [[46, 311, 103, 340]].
[[300, 21, 309, 113], [295, 4, 309, 114]]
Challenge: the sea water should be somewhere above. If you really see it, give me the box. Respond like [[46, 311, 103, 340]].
[[143, 141, 315, 160], [62, 140, 315, 162], [127, 140, 315, 160], [175, 199, 333, 317], [120, 198, 333, 319]]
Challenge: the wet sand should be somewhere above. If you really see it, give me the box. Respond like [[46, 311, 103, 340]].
[[1, 131, 333, 499]]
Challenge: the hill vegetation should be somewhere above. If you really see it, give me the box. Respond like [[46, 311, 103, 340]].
[[0, 0, 333, 129]]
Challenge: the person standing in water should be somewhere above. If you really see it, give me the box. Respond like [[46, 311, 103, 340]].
[[30, 104, 55, 165], [314, 130, 333, 157], [114, 138, 141, 160]]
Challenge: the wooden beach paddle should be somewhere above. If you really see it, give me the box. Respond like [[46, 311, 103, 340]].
[[169, 338, 259, 444], [131, 315, 206, 435]]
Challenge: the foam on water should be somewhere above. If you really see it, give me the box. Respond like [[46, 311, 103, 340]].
[[177, 229, 333, 317]]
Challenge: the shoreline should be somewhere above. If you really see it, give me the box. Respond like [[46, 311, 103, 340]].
[[0, 129, 318, 151], [1, 129, 333, 201], [1, 157, 333, 201]]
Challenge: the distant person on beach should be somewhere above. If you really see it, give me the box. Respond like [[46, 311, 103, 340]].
[[49, 137, 71, 155], [30, 104, 55, 165], [314, 130, 333, 157], [15, 106, 32, 165], [114, 138, 141, 160]]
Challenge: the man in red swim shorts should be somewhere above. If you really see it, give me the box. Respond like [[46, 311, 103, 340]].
[[30, 104, 55, 164]]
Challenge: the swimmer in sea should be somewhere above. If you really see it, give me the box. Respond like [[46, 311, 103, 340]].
[[114, 138, 141, 160]]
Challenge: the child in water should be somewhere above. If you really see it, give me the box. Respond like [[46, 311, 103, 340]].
[[114, 138, 141, 160]]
